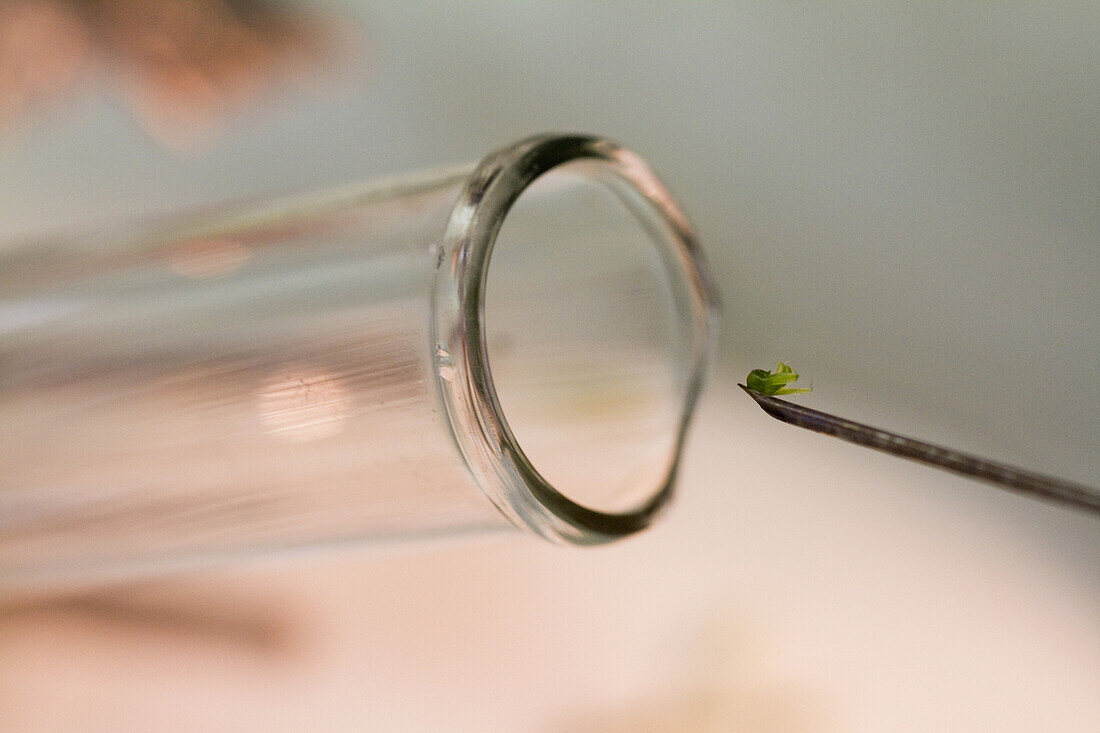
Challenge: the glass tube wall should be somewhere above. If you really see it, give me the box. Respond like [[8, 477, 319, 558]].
[[0, 134, 718, 593]]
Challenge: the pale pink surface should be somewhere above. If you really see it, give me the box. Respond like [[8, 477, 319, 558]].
[[2, 381, 1097, 732]]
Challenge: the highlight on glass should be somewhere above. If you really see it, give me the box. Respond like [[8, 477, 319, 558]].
[[0, 134, 719, 592]]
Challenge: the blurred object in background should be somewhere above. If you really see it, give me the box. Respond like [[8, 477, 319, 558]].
[[0, 1, 88, 133], [0, 0, 353, 148]]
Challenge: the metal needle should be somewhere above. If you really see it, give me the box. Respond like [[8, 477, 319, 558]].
[[739, 385, 1100, 516]]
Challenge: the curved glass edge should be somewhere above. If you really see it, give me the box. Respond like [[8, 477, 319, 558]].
[[430, 134, 720, 545]]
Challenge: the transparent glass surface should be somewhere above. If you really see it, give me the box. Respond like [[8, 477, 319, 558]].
[[0, 134, 718, 593], [486, 164, 685, 514]]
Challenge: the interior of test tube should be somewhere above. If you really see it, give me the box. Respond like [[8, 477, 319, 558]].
[[484, 162, 690, 515]]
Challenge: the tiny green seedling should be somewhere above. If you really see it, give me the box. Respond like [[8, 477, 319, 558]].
[[739, 362, 1100, 514], [746, 362, 812, 396]]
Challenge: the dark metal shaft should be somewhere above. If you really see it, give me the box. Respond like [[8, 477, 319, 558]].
[[739, 385, 1100, 516]]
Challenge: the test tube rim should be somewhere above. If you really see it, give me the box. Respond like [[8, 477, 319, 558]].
[[430, 133, 718, 545]]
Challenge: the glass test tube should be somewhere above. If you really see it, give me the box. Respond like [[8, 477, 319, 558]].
[[0, 134, 718, 594]]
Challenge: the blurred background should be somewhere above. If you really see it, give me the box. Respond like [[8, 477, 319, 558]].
[[0, 1, 1097, 730]]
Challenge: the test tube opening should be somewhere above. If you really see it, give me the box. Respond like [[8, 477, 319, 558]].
[[432, 135, 718, 544]]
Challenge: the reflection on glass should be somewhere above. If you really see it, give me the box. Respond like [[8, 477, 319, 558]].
[[168, 238, 251, 278], [258, 367, 349, 442]]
